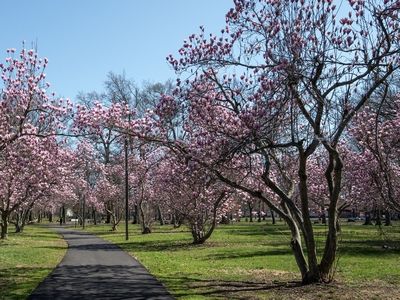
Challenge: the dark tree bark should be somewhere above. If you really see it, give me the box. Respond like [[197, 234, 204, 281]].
[[61, 205, 66, 224], [385, 211, 392, 226], [93, 208, 97, 225], [364, 212, 373, 225], [131, 204, 138, 224], [1, 212, 9, 239], [157, 205, 165, 226], [271, 209, 276, 225], [106, 207, 111, 224], [375, 209, 382, 226], [248, 201, 253, 222], [321, 212, 326, 224], [257, 202, 262, 222]]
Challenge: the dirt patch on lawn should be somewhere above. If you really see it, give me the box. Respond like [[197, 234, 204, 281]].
[[186, 273, 400, 299], [267, 280, 400, 300]]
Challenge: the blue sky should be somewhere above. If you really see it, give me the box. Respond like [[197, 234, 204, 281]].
[[0, 0, 232, 99]]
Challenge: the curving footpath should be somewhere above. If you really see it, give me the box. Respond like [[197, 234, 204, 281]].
[[28, 226, 174, 300]]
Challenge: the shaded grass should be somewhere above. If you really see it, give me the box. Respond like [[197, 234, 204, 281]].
[[83, 221, 400, 299], [0, 225, 67, 300]]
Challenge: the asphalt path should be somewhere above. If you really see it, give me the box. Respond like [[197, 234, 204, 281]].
[[28, 226, 174, 300]]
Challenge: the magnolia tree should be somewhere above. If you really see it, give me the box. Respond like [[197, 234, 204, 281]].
[[74, 101, 127, 225], [350, 94, 400, 220], [154, 152, 239, 244], [0, 47, 72, 239], [68, 141, 104, 228], [128, 144, 164, 234], [12, 146, 75, 233], [94, 172, 124, 231], [0, 48, 72, 151], [155, 0, 400, 284], [0, 136, 72, 238]]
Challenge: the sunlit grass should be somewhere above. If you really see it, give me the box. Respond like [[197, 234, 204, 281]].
[[83, 220, 400, 299], [0, 224, 67, 300]]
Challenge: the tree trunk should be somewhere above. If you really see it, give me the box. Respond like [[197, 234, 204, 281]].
[[106, 206, 111, 224], [364, 212, 372, 225], [172, 213, 182, 228], [1, 212, 9, 239], [321, 212, 326, 224], [15, 212, 22, 233], [110, 212, 119, 231], [139, 202, 152, 234], [384, 211, 392, 226], [62, 205, 66, 224], [220, 215, 230, 224], [82, 196, 86, 229], [191, 224, 204, 244], [248, 202, 253, 222], [15, 207, 32, 234], [142, 226, 152, 234], [134, 204, 139, 224], [336, 219, 341, 233], [298, 149, 320, 283], [191, 221, 217, 245], [191, 193, 224, 244], [318, 151, 343, 283], [270, 209, 276, 225], [48, 212, 53, 223], [157, 205, 165, 226], [375, 209, 382, 226], [285, 218, 309, 283], [93, 208, 97, 225], [15, 211, 24, 233]]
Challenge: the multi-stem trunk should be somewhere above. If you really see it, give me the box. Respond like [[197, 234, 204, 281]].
[[298, 149, 320, 282], [282, 213, 309, 283], [190, 219, 217, 245], [319, 150, 343, 282], [14, 210, 29, 233], [190, 193, 225, 244]]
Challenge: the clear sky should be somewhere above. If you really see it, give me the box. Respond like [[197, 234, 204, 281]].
[[0, 0, 233, 99]]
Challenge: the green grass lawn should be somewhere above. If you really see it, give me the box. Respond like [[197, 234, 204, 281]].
[[0, 224, 67, 300], [83, 220, 400, 299]]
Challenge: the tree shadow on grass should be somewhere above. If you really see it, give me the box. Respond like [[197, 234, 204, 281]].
[[158, 275, 302, 299], [339, 239, 400, 256], [118, 238, 292, 255], [120, 240, 196, 253], [0, 267, 53, 300], [223, 225, 290, 237], [207, 248, 292, 260]]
